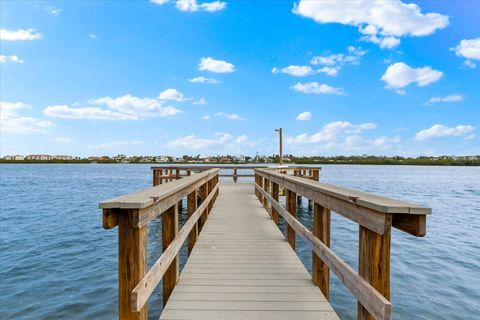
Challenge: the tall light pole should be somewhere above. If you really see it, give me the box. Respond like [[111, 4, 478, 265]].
[[275, 128, 283, 165]]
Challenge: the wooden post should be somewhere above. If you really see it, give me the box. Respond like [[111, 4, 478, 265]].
[[207, 179, 213, 216], [358, 225, 391, 320], [312, 204, 331, 300], [175, 169, 180, 180], [198, 183, 207, 230], [271, 182, 279, 225], [153, 170, 157, 186], [286, 189, 296, 250], [187, 190, 198, 255], [162, 204, 179, 306], [263, 177, 269, 209], [313, 169, 319, 182], [233, 168, 238, 183], [118, 209, 147, 320], [258, 176, 264, 205]]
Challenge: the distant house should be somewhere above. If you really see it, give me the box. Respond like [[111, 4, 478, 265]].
[[3, 155, 25, 160], [53, 155, 73, 160], [156, 156, 169, 163], [26, 154, 53, 161]]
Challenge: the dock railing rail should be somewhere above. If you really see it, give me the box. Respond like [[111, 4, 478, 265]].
[[254, 168, 431, 320], [100, 168, 220, 319], [152, 165, 321, 184]]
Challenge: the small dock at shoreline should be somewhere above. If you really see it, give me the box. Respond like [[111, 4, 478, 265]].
[[100, 166, 431, 320]]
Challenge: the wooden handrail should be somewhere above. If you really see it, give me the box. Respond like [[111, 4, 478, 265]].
[[151, 165, 322, 184], [255, 183, 392, 320], [132, 182, 219, 311], [254, 168, 431, 320], [255, 168, 430, 236], [100, 169, 220, 320]]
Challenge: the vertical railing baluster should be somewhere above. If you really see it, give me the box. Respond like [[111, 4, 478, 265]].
[[312, 203, 331, 299], [271, 182, 279, 225], [286, 189, 296, 249], [162, 204, 179, 306], [187, 190, 198, 255]]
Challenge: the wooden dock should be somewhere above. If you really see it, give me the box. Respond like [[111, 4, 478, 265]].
[[100, 165, 431, 320], [160, 184, 338, 320]]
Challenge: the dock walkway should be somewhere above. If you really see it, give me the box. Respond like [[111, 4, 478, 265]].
[[160, 184, 339, 320]]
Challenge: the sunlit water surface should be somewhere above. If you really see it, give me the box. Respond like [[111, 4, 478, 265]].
[[0, 164, 479, 319]]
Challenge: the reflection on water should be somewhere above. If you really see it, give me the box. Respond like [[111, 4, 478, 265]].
[[0, 164, 479, 319]]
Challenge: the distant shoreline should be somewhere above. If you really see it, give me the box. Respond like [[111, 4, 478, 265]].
[[1, 160, 478, 166]]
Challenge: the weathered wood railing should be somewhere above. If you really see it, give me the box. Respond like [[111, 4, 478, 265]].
[[100, 168, 219, 319], [152, 165, 321, 184], [254, 168, 431, 320]]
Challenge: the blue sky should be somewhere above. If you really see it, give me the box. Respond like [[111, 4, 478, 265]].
[[1, 0, 479, 157]]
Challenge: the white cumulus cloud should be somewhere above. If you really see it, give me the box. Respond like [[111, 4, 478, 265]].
[[451, 38, 480, 69], [272, 65, 315, 77], [291, 82, 344, 95], [158, 88, 188, 101], [286, 121, 377, 145], [44, 92, 184, 121], [1, 101, 53, 134], [0, 55, 24, 64], [415, 124, 476, 141], [293, 0, 448, 49], [424, 94, 463, 106], [381, 62, 443, 90], [151, 0, 226, 12], [296, 111, 312, 121], [44, 6, 62, 15], [0, 28, 42, 41], [199, 57, 235, 73], [188, 76, 220, 84]]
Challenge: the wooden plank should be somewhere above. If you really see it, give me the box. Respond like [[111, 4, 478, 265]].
[[161, 310, 338, 320], [118, 209, 147, 320], [255, 169, 430, 215], [169, 292, 326, 302], [165, 300, 332, 311], [312, 203, 330, 300], [257, 170, 390, 234], [99, 168, 219, 209], [255, 183, 392, 320], [162, 204, 179, 306]]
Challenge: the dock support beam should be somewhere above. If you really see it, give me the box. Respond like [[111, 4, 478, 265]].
[[118, 209, 147, 320], [187, 190, 198, 255], [271, 182, 279, 225], [162, 204, 179, 306], [286, 189, 297, 250], [312, 204, 331, 300], [358, 225, 391, 320]]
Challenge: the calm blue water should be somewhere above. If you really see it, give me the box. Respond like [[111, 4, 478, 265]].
[[0, 164, 479, 319]]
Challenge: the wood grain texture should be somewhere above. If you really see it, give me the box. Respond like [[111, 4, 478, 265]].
[[286, 189, 297, 250], [162, 204, 179, 306], [187, 190, 198, 255], [255, 183, 392, 320], [132, 183, 219, 312], [358, 225, 391, 320], [160, 184, 338, 320], [312, 204, 331, 300], [118, 209, 147, 320]]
